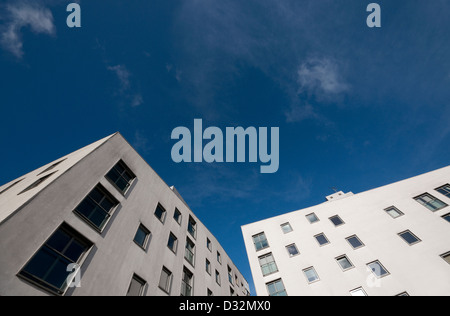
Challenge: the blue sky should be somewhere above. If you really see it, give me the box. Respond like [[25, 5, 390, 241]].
[[1, 0, 450, 294]]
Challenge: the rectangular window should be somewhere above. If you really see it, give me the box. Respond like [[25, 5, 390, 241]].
[[187, 216, 197, 239], [127, 274, 146, 296], [441, 252, 450, 265], [158, 267, 172, 294], [154, 204, 167, 223], [286, 244, 300, 257], [18, 172, 57, 195], [217, 251, 222, 264], [74, 185, 119, 232], [181, 267, 194, 296], [314, 233, 330, 246], [415, 193, 448, 212], [303, 267, 320, 284], [436, 184, 450, 198], [106, 160, 135, 194], [207, 289, 213, 296], [215, 270, 221, 285], [350, 287, 368, 296], [206, 259, 211, 275], [258, 253, 278, 276], [346, 235, 365, 249], [134, 224, 151, 250], [167, 232, 178, 253], [37, 159, 66, 176], [18, 223, 92, 295], [385, 206, 404, 219], [306, 213, 319, 224], [266, 279, 287, 296], [252, 232, 269, 251], [398, 230, 421, 246], [207, 238, 212, 252], [367, 260, 390, 278], [280, 222, 293, 234], [329, 215, 345, 227], [184, 238, 195, 266], [336, 255, 354, 271], [228, 266, 233, 285], [174, 208, 182, 225], [442, 213, 450, 223], [0, 179, 24, 195], [396, 292, 409, 296]]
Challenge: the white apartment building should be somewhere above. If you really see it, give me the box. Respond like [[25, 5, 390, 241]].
[[242, 166, 450, 296], [0, 133, 250, 296]]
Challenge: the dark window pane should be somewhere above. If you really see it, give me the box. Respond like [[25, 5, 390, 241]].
[[45, 257, 72, 290], [46, 230, 71, 253], [64, 240, 86, 262], [99, 197, 115, 212], [316, 234, 329, 245], [134, 227, 148, 247], [399, 231, 419, 244], [107, 169, 121, 183], [89, 188, 104, 204], [23, 247, 59, 279], [88, 207, 109, 228], [330, 216, 343, 226], [347, 236, 363, 248]]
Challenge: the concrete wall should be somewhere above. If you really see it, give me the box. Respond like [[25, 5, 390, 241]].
[[242, 166, 450, 296], [0, 133, 249, 296]]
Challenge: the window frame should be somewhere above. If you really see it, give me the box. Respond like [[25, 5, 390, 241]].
[[349, 287, 368, 296], [441, 213, 450, 223], [398, 230, 421, 246], [252, 232, 269, 252], [367, 260, 390, 279], [173, 208, 182, 225], [187, 216, 197, 239], [266, 279, 287, 296], [414, 193, 448, 212], [384, 206, 404, 219], [127, 274, 147, 296], [335, 255, 355, 272], [305, 212, 320, 224], [184, 237, 196, 267], [167, 232, 178, 254], [154, 203, 167, 224], [181, 267, 194, 297], [346, 235, 365, 250], [18, 172, 58, 195], [285, 243, 300, 258], [329, 215, 345, 227], [105, 160, 136, 195], [158, 267, 173, 295], [258, 252, 278, 277], [440, 252, 450, 265], [314, 233, 330, 246], [303, 267, 320, 284], [280, 222, 293, 234], [436, 184, 450, 198], [133, 223, 151, 251]]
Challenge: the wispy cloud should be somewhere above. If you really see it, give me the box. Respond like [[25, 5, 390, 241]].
[[107, 64, 143, 108], [0, 1, 55, 59]]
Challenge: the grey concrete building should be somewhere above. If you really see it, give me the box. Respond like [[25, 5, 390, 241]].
[[242, 166, 450, 296], [0, 133, 250, 296]]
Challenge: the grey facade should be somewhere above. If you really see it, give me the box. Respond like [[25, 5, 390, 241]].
[[0, 133, 250, 296]]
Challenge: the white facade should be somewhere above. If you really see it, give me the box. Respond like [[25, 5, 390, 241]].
[[242, 166, 450, 296]]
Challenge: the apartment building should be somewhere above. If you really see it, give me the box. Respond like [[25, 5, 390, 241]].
[[0, 133, 250, 296], [242, 166, 450, 296]]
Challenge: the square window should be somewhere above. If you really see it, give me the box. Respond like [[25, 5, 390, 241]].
[[414, 193, 448, 212], [252, 232, 269, 251], [106, 160, 135, 194], [167, 233, 178, 253], [314, 233, 330, 246], [134, 224, 151, 250], [303, 267, 320, 284], [280, 222, 293, 234], [350, 287, 368, 296], [367, 260, 389, 278], [259, 253, 278, 276], [385, 206, 404, 219], [436, 184, 450, 198], [442, 213, 450, 223], [286, 244, 300, 257], [336, 255, 354, 271], [158, 267, 172, 294], [306, 213, 319, 224], [440, 252, 450, 265], [346, 235, 365, 249], [154, 204, 167, 223], [329, 215, 345, 227], [174, 208, 182, 225], [398, 230, 421, 246], [266, 279, 287, 296], [127, 274, 146, 296]]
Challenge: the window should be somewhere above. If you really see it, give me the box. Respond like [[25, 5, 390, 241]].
[[207, 238, 212, 252], [181, 267, 194, 296], [440, 252, 450, 265], [167, 232, 178, 253], [252, 232, 269, 251], [37, 159, 66, 176], [215, 270, 221, 285], [306, 213, 319, 224], [258, 253, 278, 276], [303, 267, 320, 284], [207, 289, 213, 296], [436, 184, 450, 198], [154, 204, 167, 223], [127, 274, 146, 296], [230, 287, 235, 296], [385, 206, 404, 219], [350, 287, 368, 296], [414, 193, 447, 212], [74, 185, 119, 232], [266, 279, 287, 296], [187, 216, 197, 239], [286, 244, 300, 257], [0, 179, 24, 195], [314, 233, 330, 246], [134, 224, 151, 250], [280, 222, 293, 234], [106, 160, 135, 194], [217, 251, 222, 264], [206, 259, 211, 275], [336, 255, 354, 271], [18, 172, 57, 195], [442, 213, 450, 223], [398, 230, 421, 246], [367, 260, 390, 278], [346, 235, 365, 250], [174, 208, 182, 225], [184, 238, 195, 266], [396, 292, 409, 296], [228, 266, 233, 285], [329, 215, 345, 227], [158, 267, 172, 294], [18, 224, 92, 295]]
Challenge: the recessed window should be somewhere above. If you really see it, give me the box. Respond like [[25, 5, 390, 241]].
[[134, 224, 151, 250], [336, 255, 354, 271], [441, 252, 450, 265], [207, 238, 212, 252], [280, 222, 293, 234], [158, 267, 173, 294], [184, 238, 195, 266], [173, 208, 182, 225], [436, 184, 450, 198], [73, 185, 119, 232], [306, 213, 319, 224], [259, 253, 278, 276], [206, 259, 211, 275], [215, 270, 221, 285], [37, 159, 67, 176], [367, 260, 390, 278], [167, 232, 178, 253], [398, 230, 421, 246], [314, 233, 330, 246], [329, 215, 345, 227], [0, 179, 24, 195], [207, 289, 213, 296], [346, 235, 365, 250], [385, 206, 404, 219], [252, 232, 269, 251], [286, 244, 300, 257], [414, 193, 448, 212], [187, 216, 197, 239], [303, 267, 320, 284], [127, 274, 146, 296], [442, 213, 450, 223], [154, 204, 167, 223], [350, 287, 368, 296], [181, 267, 194, 296], [106, 160, 135, 194], [18, 172, 57, 195], [18, 223, 92, 295], [396, 292, 409, 296], [266, 279, 287, 296], [217, 251, 222, 264], [228, 265, 233, 285]]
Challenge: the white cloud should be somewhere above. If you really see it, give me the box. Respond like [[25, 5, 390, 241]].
[[107, 64, 143, 107], [0, 2, 55, 58]]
